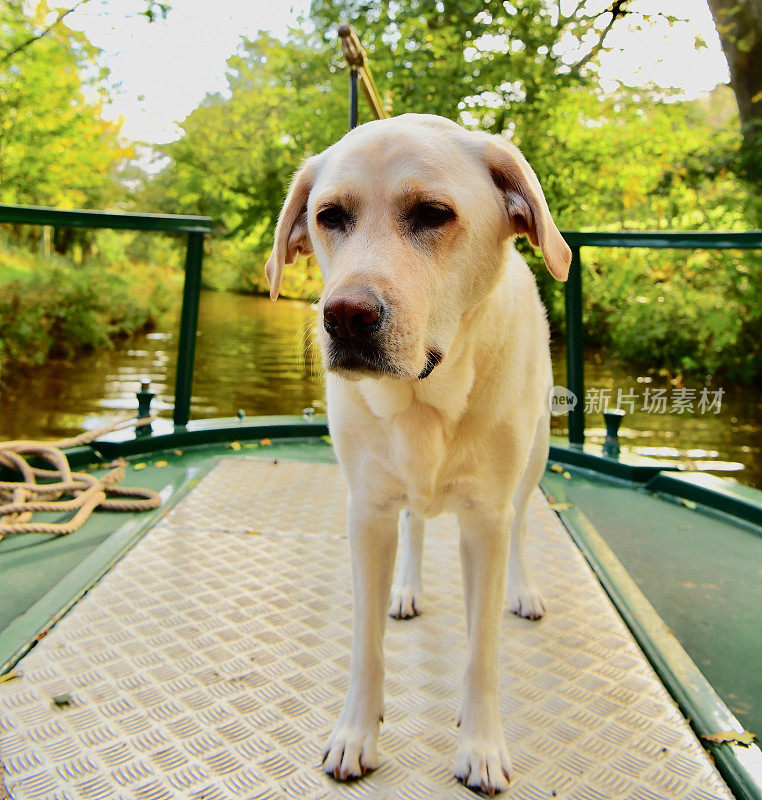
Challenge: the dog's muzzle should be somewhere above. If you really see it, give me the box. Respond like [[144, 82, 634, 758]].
[[322, 290, 396, 376]]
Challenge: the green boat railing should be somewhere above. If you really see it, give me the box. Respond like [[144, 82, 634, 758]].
[[561, 229, 762, 445], [0, 203, 212, 428]]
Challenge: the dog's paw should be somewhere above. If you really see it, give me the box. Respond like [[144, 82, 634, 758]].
[[454, 736, 513, 795], [322, 723, 379, 781], [388, 583, 421, 619], [507, 581, 546, 620]]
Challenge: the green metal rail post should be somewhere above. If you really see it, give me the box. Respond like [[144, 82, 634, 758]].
[[565, 246, 585, 446], [174, 231, 205, 426]]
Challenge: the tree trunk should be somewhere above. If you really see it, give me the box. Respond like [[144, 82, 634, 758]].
[[706, 0, 762, 190]]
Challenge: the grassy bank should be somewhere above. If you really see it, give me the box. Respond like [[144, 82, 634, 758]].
[[0, 244, 181, 383]]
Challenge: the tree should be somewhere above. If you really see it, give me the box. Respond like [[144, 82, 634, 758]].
[[0, 2, 132, 211], [705, 0, 762, 195], [146, 32, 349, 294], [309, 1, 656, 130], [0, 0, 170, 64]]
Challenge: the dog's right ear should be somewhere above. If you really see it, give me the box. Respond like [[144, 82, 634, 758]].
[[265, 155, 322, 300]]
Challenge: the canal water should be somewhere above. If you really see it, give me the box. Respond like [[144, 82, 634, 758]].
[[2, 290, 760, 490]]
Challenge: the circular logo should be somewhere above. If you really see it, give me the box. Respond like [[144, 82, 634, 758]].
[[549, 385, 577, 416]]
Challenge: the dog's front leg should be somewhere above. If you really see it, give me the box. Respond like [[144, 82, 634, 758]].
[[454, 505, 513, 795], [323, 494, 398, 780]]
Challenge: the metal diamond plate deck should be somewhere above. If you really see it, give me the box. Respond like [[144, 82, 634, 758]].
[[1, 457, 732, 800]]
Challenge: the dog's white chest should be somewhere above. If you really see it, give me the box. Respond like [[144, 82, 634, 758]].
[[357, 374, 470, 518], [382, 402, 460, 518]]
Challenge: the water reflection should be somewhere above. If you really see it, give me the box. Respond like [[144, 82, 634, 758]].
[[0, 292, 324, 439], [1, 291, 759, 490], [551, 347, 762, 488]]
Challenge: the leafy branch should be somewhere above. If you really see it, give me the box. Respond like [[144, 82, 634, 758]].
[[0, 1, 172, 65], [0, 0, 90, 64]]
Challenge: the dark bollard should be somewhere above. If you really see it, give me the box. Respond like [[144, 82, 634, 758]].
[[602, 408, 625, 459], [136, 379, 155, 436]]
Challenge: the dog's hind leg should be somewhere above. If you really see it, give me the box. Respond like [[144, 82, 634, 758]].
[[507, 414, 548, 620], [388, 508, 424, 619]]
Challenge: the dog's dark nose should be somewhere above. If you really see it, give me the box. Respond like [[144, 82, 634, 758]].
[[323, 291, 383, 341]]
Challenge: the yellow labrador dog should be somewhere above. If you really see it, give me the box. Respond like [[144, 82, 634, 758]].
[[265, 113, 570, 795]]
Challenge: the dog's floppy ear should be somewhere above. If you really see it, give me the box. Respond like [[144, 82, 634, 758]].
[[483, 136, 571, 281], [265, 155, 322, 300]]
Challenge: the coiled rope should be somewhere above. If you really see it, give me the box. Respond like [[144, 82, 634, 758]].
[[0, 415, 161, 539]]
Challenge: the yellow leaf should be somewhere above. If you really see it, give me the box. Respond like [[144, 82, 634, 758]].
[[154, 460, 167, 468], [550, 463, 564, 473], [228, 441, 242, 451], [751, 90, 762, 103], [133, 462, 147, 471], [244, 529, 261, 536], [703, 730, 757, 747], [321, 435, 333, 444], [563, 471, 572, 480], [260, 438, 272, 446], [549, 502, 573, 511]]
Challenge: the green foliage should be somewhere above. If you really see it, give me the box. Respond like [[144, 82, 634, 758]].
[[1, 0, 757, 381], [579, 247, 762, 383], [0, 243, 180, 381], [138, 31, 349, 294], [0, 1, 131, 209]]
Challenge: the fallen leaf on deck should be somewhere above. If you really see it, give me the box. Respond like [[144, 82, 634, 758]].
[[563, 471, 571, 480], [322, 435, 332, 444], [132, 462, 147, 471], [550, 463, 564, 473], [154, 460, 168, 468], [260, 438, 272, 446], [244, 530, 261, 536], [52, 693, 72, 708], [702, 730, 757, 747], [549, 502, 573, 511], [680, 498, 697, 510], [228, 441, 242, 451], [173, 449, 183, 456]]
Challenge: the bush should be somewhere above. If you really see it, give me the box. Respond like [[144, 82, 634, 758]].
[[0, 245, 181, 381], [554, 247, 762, 383]]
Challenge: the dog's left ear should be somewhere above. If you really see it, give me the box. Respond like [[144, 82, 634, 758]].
[[265, 155, 322, 300], [483, 137, 571, 281]]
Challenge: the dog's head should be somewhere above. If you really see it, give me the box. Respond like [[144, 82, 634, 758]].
[[265, 113, 570, 381]]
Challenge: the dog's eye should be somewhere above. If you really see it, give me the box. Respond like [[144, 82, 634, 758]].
[[317, 206, 348, 231], [410, 202, 456, 230]]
